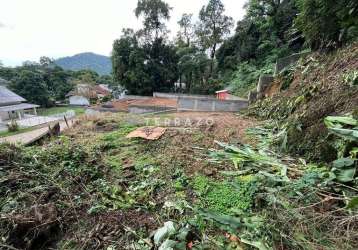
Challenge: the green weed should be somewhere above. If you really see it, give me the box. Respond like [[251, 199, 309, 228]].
[[192, 175, 257, 214]]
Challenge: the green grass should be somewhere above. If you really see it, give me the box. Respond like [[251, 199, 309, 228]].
[[38, 107, 86, 116]]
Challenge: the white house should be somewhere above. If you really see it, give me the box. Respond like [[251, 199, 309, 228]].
[[0, 84, 39, 122], [66, 84, 111, 106]]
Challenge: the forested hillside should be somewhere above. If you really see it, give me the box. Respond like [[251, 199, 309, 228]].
[[55, 52, 111, 75], [249, 42, 358, 161], [112, 0, 358, 96]]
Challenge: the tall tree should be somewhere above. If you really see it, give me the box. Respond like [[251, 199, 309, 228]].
[[295, 0, 358, 50], [112, 29, 178, 95], [39, 56, 54, 68], [135, 0, 172, 41], [196, 0, 234, 74], [177, 46, 213, 93], [177, 13, 194, 47], [43, 66, 73, 100], [10, 70, 51, 107]]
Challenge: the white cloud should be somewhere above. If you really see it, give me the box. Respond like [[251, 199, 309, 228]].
[[0, 0, 246, 67]]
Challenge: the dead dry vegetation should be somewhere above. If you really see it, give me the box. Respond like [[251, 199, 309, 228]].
[[0, 110, 357, 250]]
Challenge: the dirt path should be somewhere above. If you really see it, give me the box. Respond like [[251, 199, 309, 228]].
[[0, 120, 76, 145]]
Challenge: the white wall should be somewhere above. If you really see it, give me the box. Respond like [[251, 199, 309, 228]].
[[0, 111, 9, 122], [69, 96, 90, 106]]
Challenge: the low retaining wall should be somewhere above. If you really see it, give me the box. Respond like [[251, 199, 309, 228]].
[[257, 75, 274, 93], [128, 105, 177, 114], [153, 92, 213, 100], [275, 52, 310, 75], [178, 97, 248, 112], [118, 95, 153, 100]]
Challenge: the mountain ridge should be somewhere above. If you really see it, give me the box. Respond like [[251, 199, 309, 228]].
[[55, 52, 111, 75]]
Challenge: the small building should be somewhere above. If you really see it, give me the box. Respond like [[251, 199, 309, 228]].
[[0, 85, 39, 122], [68, 95, 90, 106], [215, 90, 229, 100], [67, 84, 111, 106], [215, 87, 247, 101]]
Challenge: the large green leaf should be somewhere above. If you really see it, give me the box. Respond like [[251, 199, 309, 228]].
[[197, 209, 242, 229], [241, 238, 271, 250], [325, 116, 357, 127], [336, 168, 356, 183], [158, 239, 178, 250], [329, 128, 358, 141], [212, 141, 289, 179], [333, 158, 355, 168], [154, 221, 177, 245]]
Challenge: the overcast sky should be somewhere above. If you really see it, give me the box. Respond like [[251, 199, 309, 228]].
[[0, 0, 247, 67]]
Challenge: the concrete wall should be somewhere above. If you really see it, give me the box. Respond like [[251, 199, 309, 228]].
[[178, 97, 248, 112], [0, 111, 9, 122], [119, 95, 153, 100], [275, 52, 310, 75], [0, 123, 7, 132], [226, 94, 247, 101], [153, 92, 213, 100], [248, 90, 258, 105], [128, 105, 176, 114], [257, 75, 274, 93]]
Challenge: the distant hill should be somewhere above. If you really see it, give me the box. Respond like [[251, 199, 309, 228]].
[[55, 52, 111, 75]]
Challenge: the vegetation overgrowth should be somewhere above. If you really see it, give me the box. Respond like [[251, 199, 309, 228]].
[[248, 42, 358, 162], [0, 112, 357, 249]]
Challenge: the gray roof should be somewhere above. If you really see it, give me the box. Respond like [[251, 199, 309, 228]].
[[0, 103, 39, 112], [0, 85, 26, 105]]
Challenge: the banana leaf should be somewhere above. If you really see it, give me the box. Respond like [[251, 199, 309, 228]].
[[329, 128, 358, 141], [211, 141, 289, 180], [325, 116, 357, 127]]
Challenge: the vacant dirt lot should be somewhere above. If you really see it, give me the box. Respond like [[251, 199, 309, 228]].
[[109, 98, 178, 112], [166, 112, 258, 143]]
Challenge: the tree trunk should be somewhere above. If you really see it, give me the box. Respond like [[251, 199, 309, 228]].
[[210, 43, 217, 76]]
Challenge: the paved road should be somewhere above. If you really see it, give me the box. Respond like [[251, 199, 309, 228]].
[[0, 120, 75, 145]]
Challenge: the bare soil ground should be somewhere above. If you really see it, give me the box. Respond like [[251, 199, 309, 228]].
[[167, 112, 257, 143], [132, 98, 177, 107], [108, 97, 178, 112]]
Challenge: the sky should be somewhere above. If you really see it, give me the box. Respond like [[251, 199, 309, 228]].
[[0, 0, 247, 67]]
